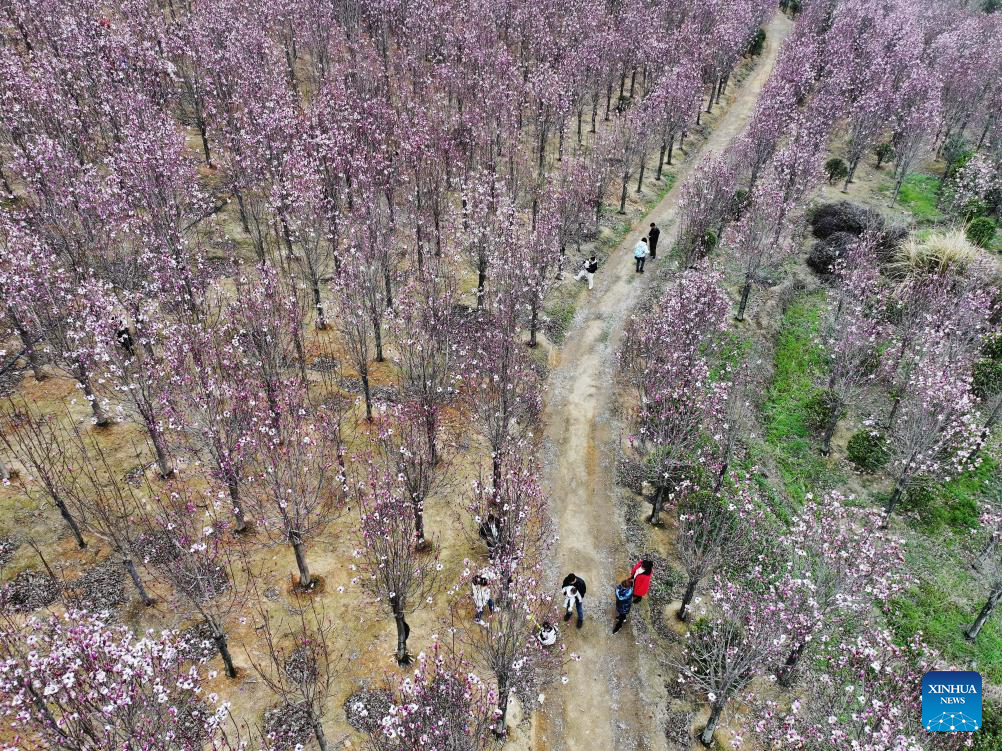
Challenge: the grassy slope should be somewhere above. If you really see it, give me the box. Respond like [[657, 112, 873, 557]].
[[762, 288, 1002, 681], [759, 291, 840, 506]]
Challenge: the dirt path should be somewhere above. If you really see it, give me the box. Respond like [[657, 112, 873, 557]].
[[535, 12, 792, 751]]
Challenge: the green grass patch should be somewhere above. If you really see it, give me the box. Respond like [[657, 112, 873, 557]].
[[885, 173, 944, 223], [544, 299, 577, 344], [760, 292, 841, 505], [887, 580, 1002, 683], [881, 456, 997, 534]]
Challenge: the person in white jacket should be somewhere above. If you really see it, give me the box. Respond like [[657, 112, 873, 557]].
[[472, 576, 495, 624], [561, 572, 586, 629]]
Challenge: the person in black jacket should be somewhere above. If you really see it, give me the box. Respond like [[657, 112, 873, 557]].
[[574, 255, 599, 290], [115, 320, 134, 355], [561, 572, 587, 628], [648, 223, 661, 260]]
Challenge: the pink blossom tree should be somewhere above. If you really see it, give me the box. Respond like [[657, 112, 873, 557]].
[[0, 610, 240, 751]]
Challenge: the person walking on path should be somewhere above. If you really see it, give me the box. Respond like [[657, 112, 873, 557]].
[[613, 579, 634, 633], [472, 575, 495, 624], [648, 223, 660, 260], [633, 238, 648, 273], [629, 560, 654, 604], [574, 255, 599, 290], [561, 573, 586, 628]]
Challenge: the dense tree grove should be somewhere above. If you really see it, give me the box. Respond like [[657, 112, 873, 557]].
[[0, 0, 1001, 749]]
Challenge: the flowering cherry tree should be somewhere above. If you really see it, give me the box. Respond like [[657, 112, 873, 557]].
[[0, 610, 239, 751]]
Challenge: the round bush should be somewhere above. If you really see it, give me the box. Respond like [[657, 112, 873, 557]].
[[810, 201, 883, 239], [966, 216, 997, 249], [807, 231, 857, 276], [747, 28, 766, 57], [824, 157, 848, 185], [804, 390, 844, 433], [973, 358, 1002, 399], [874, 142, 894, 168], [846, 430, 889, 472], [703, 229, 719, 253]]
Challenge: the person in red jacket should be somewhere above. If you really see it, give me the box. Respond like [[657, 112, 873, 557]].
[[630, 560, 654, 604]]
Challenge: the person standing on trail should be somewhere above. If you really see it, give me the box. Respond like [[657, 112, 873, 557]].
[[561, 572, 586, 628], [629, 560, 654, 604], [633, 238, 648, 273], [648, 223, 661, 260], [613, 578, 634, 634], [574, 255, 599, 290], [472, 575, 495, 624]]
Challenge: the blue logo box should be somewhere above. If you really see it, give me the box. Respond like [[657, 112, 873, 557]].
[[922, 670, 982, 732]]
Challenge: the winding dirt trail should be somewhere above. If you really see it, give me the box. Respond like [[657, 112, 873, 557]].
[[536, 12, 792, 751]]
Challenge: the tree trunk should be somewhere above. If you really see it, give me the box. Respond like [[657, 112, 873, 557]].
[[8, 311, 46, 381], [495, 682, 511, 738], [883, 462, 913, 527], [123, 557, 154, 606], [76, 362, 110, 427], [384, 268, 393, 310], [705, 81, 716, 113], [656, 138, 668, 179], [777, 641, 807, 687], [678, 578, 698, 621], [636, 154, 646, 193], [735, 279, 753, 321], [843, 158, 859, 191], [885, 394, 902, 431], [650, 485, 666, 525], [393, 609, 411, 665], [362, 373, 373, 422], [667, 133, 676, 165], [312, 280, 327, 330], [528, 305, 539, 348], [373, 317, 384, 362], [820, 408, 840, 456], [618, 173, 629, 214], [477, 258, 487, 308], [55, 498, 86, 549], [212, 626, 238, 678], [197, 117, 212, 167], [713, 460, 729, 493], [605, 81, 612, 121], [973, 533, 998, 573], [227, 478, 247, 533], [313, 719, 330, 751], [411, 494, 427, 549], [700, 702, 724, 747], [290, 531, 312, 588], [148, 428, 173, 479], [965, 584, 1002, 641]]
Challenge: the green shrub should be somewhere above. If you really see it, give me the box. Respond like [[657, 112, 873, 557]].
[[897, 477, 982, 533], [803, 390, 843, 433], [824, 157, 849, 185], [846, 430, 889, 472], [984, 333, 1002, 362], [729, 189, 750, 220], [943, 137, 973, 180], [874, 142, 894, 169], [973, 702, 1002, 751], [703, 230, 718, 253], [973, 358, 1002, 400], [747, 28, 766, 56], [967, 216, 997, 249]]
